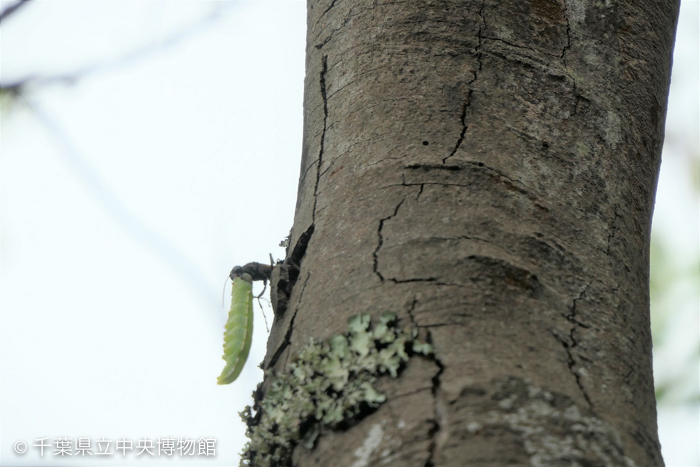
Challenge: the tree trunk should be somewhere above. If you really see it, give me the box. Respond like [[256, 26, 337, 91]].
[[260, 1, 680, 466]]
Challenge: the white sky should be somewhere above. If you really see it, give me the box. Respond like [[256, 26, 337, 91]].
[[0, 1, 697, 466]]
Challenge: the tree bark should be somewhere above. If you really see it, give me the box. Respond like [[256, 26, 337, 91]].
[[264, 1, 680, 466]]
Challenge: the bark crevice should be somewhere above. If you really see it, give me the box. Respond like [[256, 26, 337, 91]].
[[406, 298, 446, 467], [442, 98, 470, 164], [312, 55, 329, 223], [606, 205, 621, 257], [319, 0, 340, 21], [425, 350, 445, 467], [373, 197, 406, 282], [442, 0, 482, 166], [267, 272, 311, 370], [476, 0, 485, 72], [554, 281, 594, 408], [271, 224, 314, 319], [560, 0, 572, 60]]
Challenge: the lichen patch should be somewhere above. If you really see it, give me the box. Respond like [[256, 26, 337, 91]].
[[239, 312, 433, 467]]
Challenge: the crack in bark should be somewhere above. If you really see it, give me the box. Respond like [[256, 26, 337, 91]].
[[312, 55, 329, 223], [299, 155, 320, 187], [425, 332, 445, 467], [483, 35, 560, 58], [389, 277, 438, 284], [415, 183, 424, 200], [560, 0, 582, 117], [291, 225, 315, 266], [373, 197, 406, 282], [442, 96, 470, 164], [273, 55, 329, 317], [267, 308, 298, 370], [406, 296, 419, 327], [476, 0, 485, 72], [403, 161, 548, 213], [440, 0, 482, 166], [553, 281, 594, 407], [319, 0, 340, 20], [405, 298, 445, 467], [315, 19, 348, 49], [605, 205, 621, 257], [273, 55, 329, 315], [268, 225, 315, 365], [561, 20, 588, 148], [315, 4, 372, 50], [273, 225, 314, 318], [406, 163, 462, 171], [561, 0, 572, 60], [267, 272, 311, 370]]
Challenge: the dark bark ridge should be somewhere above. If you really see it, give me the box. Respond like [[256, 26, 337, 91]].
[[263, 1, 679, 466]]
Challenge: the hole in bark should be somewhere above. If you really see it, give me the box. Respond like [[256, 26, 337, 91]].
[[422, 141, 429, 146]]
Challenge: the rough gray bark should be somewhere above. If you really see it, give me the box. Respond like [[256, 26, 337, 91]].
[[264, 1, 680, 466]]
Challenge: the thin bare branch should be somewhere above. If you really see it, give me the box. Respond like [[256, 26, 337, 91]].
[[0, 3, 235, 95], [0, 0, 32, 24]]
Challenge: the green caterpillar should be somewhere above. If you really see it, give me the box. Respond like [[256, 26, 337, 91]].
[[217, 272, 254, 385]]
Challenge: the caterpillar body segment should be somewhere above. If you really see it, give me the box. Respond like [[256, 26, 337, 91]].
[[217, 273, 254, 385]]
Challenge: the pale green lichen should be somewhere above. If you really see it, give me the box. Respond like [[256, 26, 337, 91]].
[[239, 312, 433, 467]]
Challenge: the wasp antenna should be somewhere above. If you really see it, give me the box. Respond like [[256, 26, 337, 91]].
[[221, 276, 229, 308]]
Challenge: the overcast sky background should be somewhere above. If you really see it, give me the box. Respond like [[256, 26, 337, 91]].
[[0, 1, 697, 466]]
